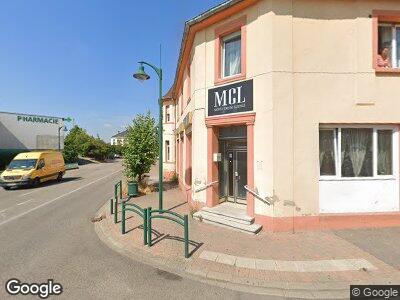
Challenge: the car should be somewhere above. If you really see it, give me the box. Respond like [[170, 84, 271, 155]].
[[0, 151, 66, 190]]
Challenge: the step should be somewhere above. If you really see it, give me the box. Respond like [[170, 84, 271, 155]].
[[198, 210, 252, 225], [193, 211, 262, 234], [202, 202, 254, 224]]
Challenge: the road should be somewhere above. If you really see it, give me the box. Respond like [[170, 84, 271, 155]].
[[0, 160, 270, 300]]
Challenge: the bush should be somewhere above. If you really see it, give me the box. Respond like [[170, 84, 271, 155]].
[[62, 145, 79, 163]]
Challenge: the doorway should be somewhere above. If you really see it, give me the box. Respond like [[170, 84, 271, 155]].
[[219, 126, 247, 204]]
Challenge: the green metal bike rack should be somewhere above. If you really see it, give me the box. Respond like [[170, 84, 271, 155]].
[[113, 180, 123, 224], [147, 208, 190, 258], [114, 180, 122, 200], [121, 200, 148, 245]]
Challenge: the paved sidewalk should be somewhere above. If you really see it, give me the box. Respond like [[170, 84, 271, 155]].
[[95, 186, 400, 299]]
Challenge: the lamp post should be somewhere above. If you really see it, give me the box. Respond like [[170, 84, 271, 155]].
[[58, 125, 68, 151], [133, 61, 163, 211]]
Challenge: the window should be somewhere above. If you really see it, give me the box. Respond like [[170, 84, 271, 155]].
[[165, 105, 170, 122], [165, 140, 170, 162], [378, 130, 393, 175], [222, 31, 241, 78], [214, 16, 246, 84], [319, 127, 395, 178], [378, 23, 400, 68], [341, 128, 373, 177], [319, 129, 337, 176]]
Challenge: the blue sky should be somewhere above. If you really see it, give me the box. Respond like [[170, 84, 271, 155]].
[[0, 0, 222, 141]]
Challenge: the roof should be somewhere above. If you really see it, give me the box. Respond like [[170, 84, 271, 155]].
[[162, 86, 174, 101], [172, 0, 258, 97], [111, 129, 128, 138]]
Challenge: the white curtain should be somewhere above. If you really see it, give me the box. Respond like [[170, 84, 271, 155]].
[[224, 37, 241, 76], [342, 129, 372, 177], [319, 130, 335, 175], [397, 28, 400, 68], [378, 26, 392, 54], [378, 130, 392, 175]]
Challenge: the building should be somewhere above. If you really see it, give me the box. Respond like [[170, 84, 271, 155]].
[[0, 111, 66, 169], [164, 0, 400, 232], [110, 130, 128, 146]]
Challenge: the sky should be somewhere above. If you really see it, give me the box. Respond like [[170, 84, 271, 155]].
[[0, 0, 223, 142]]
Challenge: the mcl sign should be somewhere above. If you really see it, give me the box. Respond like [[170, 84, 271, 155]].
[[208, 79, 253, 116]]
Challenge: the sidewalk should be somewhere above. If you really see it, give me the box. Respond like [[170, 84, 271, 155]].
[[94, 186, 400, 299]]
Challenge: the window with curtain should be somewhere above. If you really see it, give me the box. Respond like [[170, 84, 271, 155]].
[[341, 128, 373, 177], [222, 31, 241, 77], [378, 23, 400, 68], [319, 127, 395, 178], [378, 130, 393, 175], [319, 130, 336, 176]]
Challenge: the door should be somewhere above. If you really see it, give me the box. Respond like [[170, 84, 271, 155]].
[[226, 149, 247, 203], [235, 150, 247, 203]]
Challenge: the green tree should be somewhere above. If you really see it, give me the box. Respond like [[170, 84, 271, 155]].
[[64, 126, 91, 156], [63, 125, 112, 162], [123, 112, 158, 182]]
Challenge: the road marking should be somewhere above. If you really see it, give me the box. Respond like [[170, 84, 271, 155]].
[[0, 169, 121, 228], [0, 209, 7, 214], [17, 198, 35, 206], [19, 191, 36, 197]]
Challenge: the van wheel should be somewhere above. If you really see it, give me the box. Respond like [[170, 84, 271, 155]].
[[57, 172, 63, 182], [2, 186, 10, 190], [32, 178, 40, 188]]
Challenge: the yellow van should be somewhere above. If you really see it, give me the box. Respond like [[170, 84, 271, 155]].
[[0, 151, 66, 190]]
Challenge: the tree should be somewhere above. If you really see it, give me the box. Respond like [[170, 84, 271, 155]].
[[123, 112, 158, 183], [63, 125, 113, 162]]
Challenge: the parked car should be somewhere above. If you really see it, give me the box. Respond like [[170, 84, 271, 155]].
[[0, 151, 66, 190]]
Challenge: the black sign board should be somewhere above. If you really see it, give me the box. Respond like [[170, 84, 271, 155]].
[[208, 79, 253, 116]]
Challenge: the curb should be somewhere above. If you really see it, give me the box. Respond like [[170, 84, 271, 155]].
[[94, 202, 354, 299]]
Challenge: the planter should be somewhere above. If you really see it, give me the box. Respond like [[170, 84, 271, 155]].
[[127, 181, 138, 197]]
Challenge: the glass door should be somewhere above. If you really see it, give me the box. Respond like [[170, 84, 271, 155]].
[[234, 150, 247, 203]]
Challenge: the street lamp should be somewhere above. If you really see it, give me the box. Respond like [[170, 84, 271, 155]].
[[58, 125, 68, 151], [133, 61, 164, 211]]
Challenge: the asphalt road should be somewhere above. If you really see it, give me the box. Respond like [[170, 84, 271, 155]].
[[0, 160, 274, 300]]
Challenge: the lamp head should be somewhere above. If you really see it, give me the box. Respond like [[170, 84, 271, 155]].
[[133, 63, 150, 81]]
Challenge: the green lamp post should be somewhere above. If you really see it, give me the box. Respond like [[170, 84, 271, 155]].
[[133, 61, 164, 211]]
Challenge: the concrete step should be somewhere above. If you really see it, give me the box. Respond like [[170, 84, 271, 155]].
[[202, 202, 254, 224], [193, 211, 262, 234], [198, 210, 252, 225]]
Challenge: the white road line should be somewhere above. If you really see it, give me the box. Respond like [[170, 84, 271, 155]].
[[17, 198, 35, 206], [0, 209, 7, 214], [19, 191, 36, 197], [0, 169, 121, 228]]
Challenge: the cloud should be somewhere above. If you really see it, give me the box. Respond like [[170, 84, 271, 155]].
[[103, 123, 112, 128]]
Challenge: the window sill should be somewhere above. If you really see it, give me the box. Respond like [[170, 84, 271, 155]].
[[214, 73, 246, 86], [375, 67, 400, 74], [320, 176, 396, 182]]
